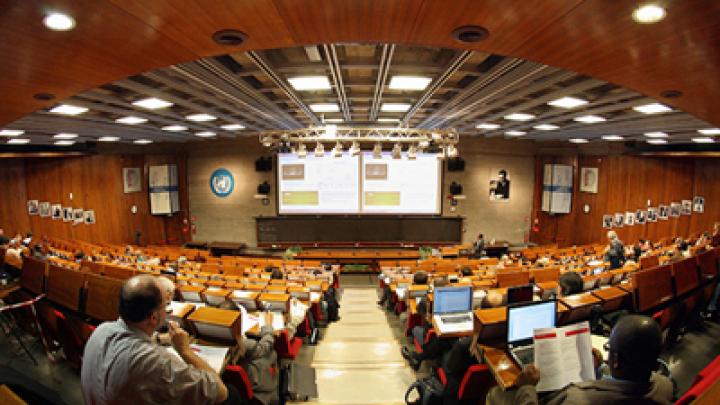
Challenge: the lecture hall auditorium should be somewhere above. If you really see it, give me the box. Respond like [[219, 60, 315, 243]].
[[1, 1, 720, 405]]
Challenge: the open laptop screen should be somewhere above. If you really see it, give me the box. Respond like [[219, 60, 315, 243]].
[[434, 286, 472, 314], [507, 300, 557, 345]]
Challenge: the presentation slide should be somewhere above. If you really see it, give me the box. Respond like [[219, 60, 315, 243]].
[[361, 152, 441, 214], [278, 152, 360, 214]]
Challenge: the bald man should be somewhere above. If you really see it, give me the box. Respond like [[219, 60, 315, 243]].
[[486, 315, 673, 405], [81, 275, 235, 405]]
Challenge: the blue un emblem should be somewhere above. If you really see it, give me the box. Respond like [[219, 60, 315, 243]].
[[210, 168, 234, 197]]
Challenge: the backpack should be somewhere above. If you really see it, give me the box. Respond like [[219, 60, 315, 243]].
[[404, 375, 443, 405]]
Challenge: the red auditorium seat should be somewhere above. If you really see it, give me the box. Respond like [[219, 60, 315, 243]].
[[54, 310, 84, 369], [274, 329, 303, 360], [690, 354, 720, 390], [675, 367, 720, 405], [457, 364, 496, 402], [222, 365, 260, 404], [413, 328, 436, 354]]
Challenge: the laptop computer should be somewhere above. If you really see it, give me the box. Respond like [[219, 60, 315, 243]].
[[507, 300, 557, 367], [432, 287, 473, 332]]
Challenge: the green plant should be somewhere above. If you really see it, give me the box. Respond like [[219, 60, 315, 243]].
[[418, 246, 433, 260], [282, 245, 302, 260]]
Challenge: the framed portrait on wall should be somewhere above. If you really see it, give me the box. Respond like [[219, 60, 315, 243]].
[[51, 204, 62, 220], [647, 207, 658, 222], [670, 202, 681, 218], [123, 167, 142, 193], [62, 207, 73, 222], [625, 211, 635, 226], [579, 167, 598, 194], [613, 213, 624, 228], [681, 200, 692, 215], [602, 215, 613, 229], [635, 209, 646, 224], [73, 208, 84, 225], [693, 196, 705, 213], [27, 200, 39, 215], [39, 202, 51, 217], [84, 210, 96, 225], [658, 205, 669, 220], [489, 168, 510, 202]]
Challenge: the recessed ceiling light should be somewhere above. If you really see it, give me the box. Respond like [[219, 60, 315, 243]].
[[377, 118, 400, 123], [505, 131, 527, 137], [633, 103, 672, 114], [323, 118, 344, 123], [309, 103, 340, 112], [698, 128, 720, 135], [134, 139, 153, 145], [633, 4, 666, 24], [573, 115, 606, 123], [476, 123, 500, 130], [186, 113, 217, 122], [533, 124, 560, 131], [389, 76, 433, 91], [220, 124, 245, 130], [692, 137, 715, 144], [547, 96, 588, 109], [0, 129, 24, 137], [644, 131, 668, 138], [53, 133, 78, 139], [54, 140, 75, 146], [569, 138, 589, 144], [602, 135, 625, 141], [381, 103, 411, 112], [647, 139, 668, 144], [98, 136, 120, 142], [504, 113, 535, 121], [132, 97, 173, 109], [7, 138, 30, 145], [116, 116, 148, 125], [195, 131, 216, 138], [49, 104, 88, 115], [288, 76, 331, 91], [43, 12, 75, 31], [161, 125, 188, 132]]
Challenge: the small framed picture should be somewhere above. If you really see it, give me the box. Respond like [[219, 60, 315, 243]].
[[39, 202, 51, 217], [635, 209, 646, 224], [84, 210, 96, 225], [670, 203, 681, 218], [579, 167, 599, 194], [51, 204, 62, 220], [625, 211, 635, 226], [62, 207, 73, 222], [647, 207, 658, 222], [602, 215, 613, 229], [123, 167, 142, 193], [658, 205, 669, 220], [693, 196, 705, 213], [28, 200, 39, 215], [613, 213, 625, 228], [73, 208, 84, 225], [681, 200, 692, 215]]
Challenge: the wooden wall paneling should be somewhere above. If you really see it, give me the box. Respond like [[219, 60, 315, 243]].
[[0, 159, 30, 236], [690, 159, 720, 236]]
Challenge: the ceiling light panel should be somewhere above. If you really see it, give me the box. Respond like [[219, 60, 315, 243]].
[[691, 137, 714, 144], [186, 113, 217, 122], [644, 131, 668, 138], [7, 138, 30, 145], [377, 118, 400, 123], [53, 133, 78, 139], [601, 135, 624, 141], [547, 96, 588, 109], [569, 138, 589, 143], [132, 97, 173, 109], [697, 128, 720, 135], [49, 104, 88, 115], [633, 4, 666, 24], [98, 136, 120, 142], [134, 139, 153, 144], [116, 116, 148, 125], [505, 131, 526, 137], [646, 139, 667, 144], [504, 113, 535, 121], [533, 124, 559, 131], [161, 125, 188, 132], [288, 76, 331, 91], [388, 76, 432, 90], [380, 103, 411, 112], [43, 12, 76, 31], [0, 129, 24, 136], [309, 103, 339, 112], [195, 131, 216, 138], [476, 123, 500, 129], [573, 115, 606, 123], [220, 124, 245, 130], [54, 140, 75, 146], [633, 103, 672, 114]]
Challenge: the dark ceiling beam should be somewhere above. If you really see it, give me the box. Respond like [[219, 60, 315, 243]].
[[323, 44, 351, 122], [369, 44, 395, 122], [402, 50, 473, 126], [245, 51, 321, 126]]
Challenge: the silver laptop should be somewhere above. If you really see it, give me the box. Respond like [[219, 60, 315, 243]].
[[507, 300, 557, 367], [433, 286, 473, 324]]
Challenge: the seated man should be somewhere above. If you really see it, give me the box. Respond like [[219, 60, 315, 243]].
[[81, 275, 235, 405], [558, 271, 583, 296], [486, 315, 673, 405]]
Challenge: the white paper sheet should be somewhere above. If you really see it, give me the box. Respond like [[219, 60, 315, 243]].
[[534, 321, 594, 392], [166, 344, 229, 374]]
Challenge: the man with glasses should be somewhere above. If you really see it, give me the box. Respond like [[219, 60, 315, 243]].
[[487, 315, 673, 404], [81, 275, 240, 404]]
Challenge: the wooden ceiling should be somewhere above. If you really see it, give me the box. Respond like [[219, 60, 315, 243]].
[[1, 1, 719, 146]]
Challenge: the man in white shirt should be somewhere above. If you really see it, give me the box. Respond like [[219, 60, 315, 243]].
[[81, 275, 235, 405]]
